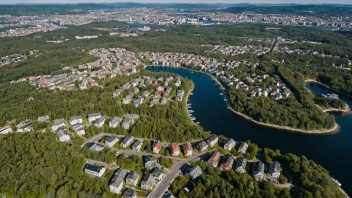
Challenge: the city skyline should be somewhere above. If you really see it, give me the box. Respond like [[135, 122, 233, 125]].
[[0, 0, 352, 4]]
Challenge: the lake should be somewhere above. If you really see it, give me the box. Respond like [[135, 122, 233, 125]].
[[147, 66, 352, 195]]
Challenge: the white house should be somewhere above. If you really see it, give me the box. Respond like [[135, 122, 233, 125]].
[[269, 161, 281, 178], [52, 119, 65, 131], [238, 142, 248, 154], [88, 113, 101, 123], [85, 164, 106, 177], [69, 116, 83, 125], [109, 116, 122, 128], [57, 127, 70, 142]]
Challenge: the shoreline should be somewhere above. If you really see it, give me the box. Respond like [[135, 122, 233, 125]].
[[146, 65, 340, 134], [305, 79, 351, 113], [228, 107, 340, 135]]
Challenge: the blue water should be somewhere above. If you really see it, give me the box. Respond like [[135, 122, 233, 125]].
[[147, 66, 352, 195]]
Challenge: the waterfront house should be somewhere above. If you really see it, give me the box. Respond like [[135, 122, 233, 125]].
[[144, 156, 155, 169], [208, 150, 221, 167], [197, 141, 208, 151], [152, 166, 164, 180], [152, 141, 162, 154], [235, 157, 247, 173], [57, 127, 70, 142], [69, 116, 83, 125], [183, 142, 193, 157], [0, 126, 13, 135], [186, 165, 202, 180], [85, 164, 106, 177], [104, 136, 118, 147], [206, 135, 218, 147], [224, 138, 236, 151], [37, 115, 49, 122], [109, 116, 123, 128], [132, 139, 143, 152], [253, 161, 265, 181], [269, 161, 281, 178], [170, 143, 180, 156], [122, 188, 137, 198], [141, 173, 155, 190], [94, 117, 106, 128], [238, 142, 249, 154], [121, 135, 134, 148], [52, 119, 65, 131], [221, 155, 235, 171], [126, 171, 139, 186], [88, 113, 101, 123], [109, 168, 128, 194]]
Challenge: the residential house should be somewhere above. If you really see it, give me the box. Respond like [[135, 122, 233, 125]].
[[113, 89, 123, 97], [140, 173, 155, 190], [69, 116, 83, 125], [109, 116, 122, 128], [109, 168, 128, 194], [221, 155, 235, 171], [86, 142, 104, 151], [224, 138, 236, 151], [152, 141, 162, 154], [126, 171, 139, 186], [235, 157, 247, 173], [183, 142, 193, 157], [122, 188, 137, 198], [94, 117, 105, 128], [186, 165, 202, 180], [197, 141, 208, 151], [0, 126, 13, 135], [206, 135, 218, 147], [52, 119, 65, 131], [121, 117, 134, 129], [85, 164, 106, 177], [104, 136, 118, 147], [208, 150, 221, 167], [37, 115, 49, 122], [121, 135, 134, 148], [57, 127, 70, 142], [72, 124, 85, 136], [170, 143, 180, 156], [253, 161, 265, 181], [151, 166, 164, 180], [269, 161, 281, 178], [144, 156, 155, 169], [132, 139, 143, 152], [16, 120, 33, 132], [88, 113, 101, 122], [238, 142, 249, 154], [133, 97, 144, 107]]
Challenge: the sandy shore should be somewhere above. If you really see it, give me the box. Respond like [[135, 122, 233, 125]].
[[228, 107, 339, 134]]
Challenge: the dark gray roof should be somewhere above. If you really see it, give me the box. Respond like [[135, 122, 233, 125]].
[[85, 164, 104, 173], [235, 157, 247, 169], [206, 135, 218, 144], [122, 135, 133, 144], [127, 171, 139, 181], [152, 166, 164, 178], [253, 161, 265, 174], [122, 188, 136, 198], [224, 138, 236, 146], [188, 165, 202, 177], [110, 168, 128, 186], [141, 173, 154, 185], [269, 161, 281, 173]]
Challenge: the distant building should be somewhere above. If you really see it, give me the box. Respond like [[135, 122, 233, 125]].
[[85, 164, 106, 177], [37, 115, 49, 122]]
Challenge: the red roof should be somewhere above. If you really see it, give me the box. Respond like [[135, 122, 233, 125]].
[[171, 143, 180, 152], [183, 143, 192, 152], [153, 141, 162, 151], [210, 151, 220, 163]]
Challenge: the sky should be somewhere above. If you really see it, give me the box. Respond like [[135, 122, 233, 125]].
[[0, 0, 351, 4]]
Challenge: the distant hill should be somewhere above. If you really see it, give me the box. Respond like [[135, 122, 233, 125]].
[[223, 5, 352, 17]]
